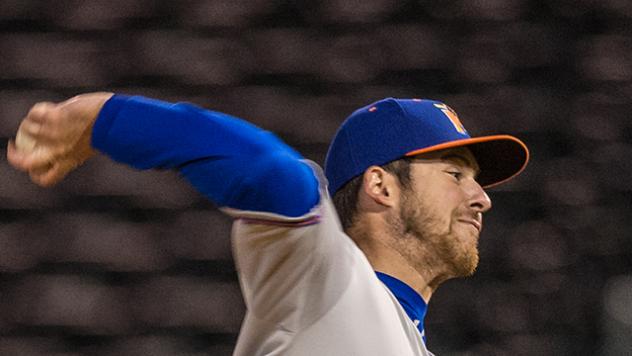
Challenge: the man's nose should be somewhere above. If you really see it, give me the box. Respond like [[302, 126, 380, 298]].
[[468, 180, 492, 213]]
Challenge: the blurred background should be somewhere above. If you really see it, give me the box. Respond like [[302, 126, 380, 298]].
[[0, 0, 631, 355]]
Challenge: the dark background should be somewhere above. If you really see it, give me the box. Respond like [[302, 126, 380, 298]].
[[1, 1, 631, 355]]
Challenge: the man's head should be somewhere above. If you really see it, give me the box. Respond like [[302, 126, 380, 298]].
[[389, 146, 491, 277], [324, 98, 528, 277]]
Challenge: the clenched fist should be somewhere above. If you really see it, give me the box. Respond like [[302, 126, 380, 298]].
[[7, 92, 114, 187]]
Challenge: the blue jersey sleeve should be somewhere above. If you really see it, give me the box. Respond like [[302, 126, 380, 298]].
[[91, 95, 319, 217]]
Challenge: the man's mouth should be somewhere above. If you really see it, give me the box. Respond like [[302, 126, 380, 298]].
[[458, 219, 481, 232]]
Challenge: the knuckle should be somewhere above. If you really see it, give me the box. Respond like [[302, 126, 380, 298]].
[[23, 121, 41, 136], [17, 120, 27, 133], [44, 109, 61, 125], [28, 102, 49, 118], [28, 102, 60, 123]]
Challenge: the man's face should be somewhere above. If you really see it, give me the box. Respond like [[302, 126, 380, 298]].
[[393, 147, 492, 278]]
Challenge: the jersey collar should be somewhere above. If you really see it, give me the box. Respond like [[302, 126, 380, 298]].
[[375, 271, 428, 342]]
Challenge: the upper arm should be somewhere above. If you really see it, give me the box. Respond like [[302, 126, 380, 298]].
[[180, 148, 320, 218], [228, 153, 320, 217]]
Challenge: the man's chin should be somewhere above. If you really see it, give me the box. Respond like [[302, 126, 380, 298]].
[[452, 253, 479, 278]]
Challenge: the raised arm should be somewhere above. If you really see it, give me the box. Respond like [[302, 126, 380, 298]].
[[7, 93, 319, 217]]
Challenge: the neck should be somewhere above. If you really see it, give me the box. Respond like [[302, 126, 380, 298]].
[[349, 217, 452, 301]]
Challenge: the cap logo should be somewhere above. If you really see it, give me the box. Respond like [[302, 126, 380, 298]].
[[433, 103, 467, 135]]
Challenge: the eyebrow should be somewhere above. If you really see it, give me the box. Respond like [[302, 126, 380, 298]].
[[440, 153, 481, 176]]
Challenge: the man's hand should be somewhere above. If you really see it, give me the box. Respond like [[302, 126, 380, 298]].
[[7, 92, 114, 187]]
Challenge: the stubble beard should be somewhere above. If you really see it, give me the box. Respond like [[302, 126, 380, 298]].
[[395, 189, 479, 279]]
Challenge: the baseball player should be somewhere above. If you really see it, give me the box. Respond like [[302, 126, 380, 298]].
[[7, 93, 529, 355]]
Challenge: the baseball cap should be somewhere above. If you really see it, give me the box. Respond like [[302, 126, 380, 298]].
[[324, 98, 529, 195]]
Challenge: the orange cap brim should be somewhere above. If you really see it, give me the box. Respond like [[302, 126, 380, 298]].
[[405, 135, 530, 188]]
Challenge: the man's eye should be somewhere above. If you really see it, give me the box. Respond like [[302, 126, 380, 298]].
[[447, 171, 462, 180]]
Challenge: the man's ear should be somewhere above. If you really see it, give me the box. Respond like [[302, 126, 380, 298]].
[[361, 166, 399, 207]]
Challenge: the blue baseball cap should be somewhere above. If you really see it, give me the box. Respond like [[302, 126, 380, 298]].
[[324, 98, 529, 195]]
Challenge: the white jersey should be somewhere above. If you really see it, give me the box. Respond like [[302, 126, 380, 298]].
[[223, 165, 433, 356]]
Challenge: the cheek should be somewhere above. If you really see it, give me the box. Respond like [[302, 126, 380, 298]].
[[430, 189, 462, 222], [405, 181, 463, 233]]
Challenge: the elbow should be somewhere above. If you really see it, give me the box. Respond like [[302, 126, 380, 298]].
[[229, 152, 320, 217]]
